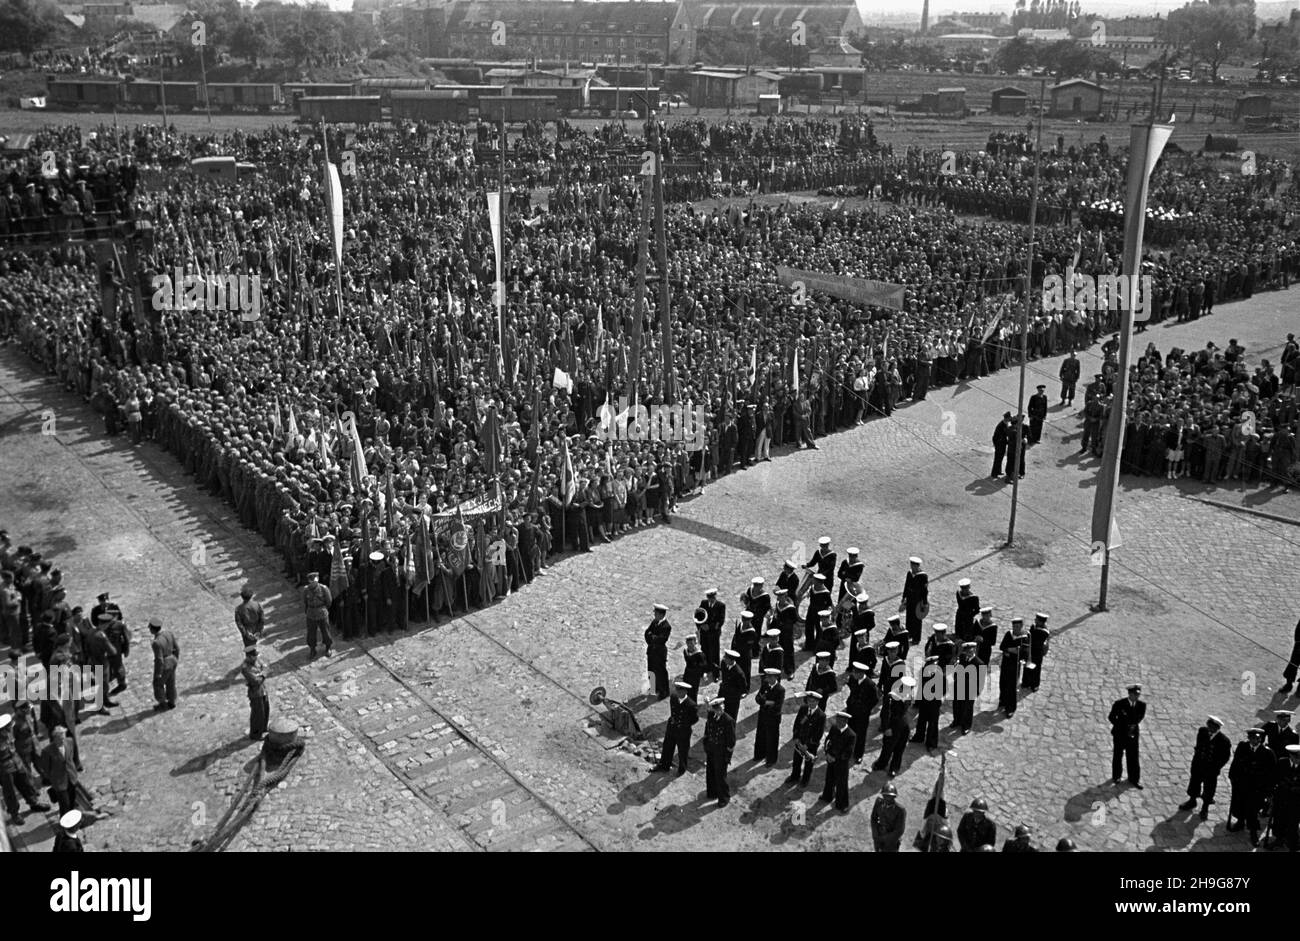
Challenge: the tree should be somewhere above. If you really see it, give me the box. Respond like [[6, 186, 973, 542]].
[[0, 0, 62, 53], [993, 36, 1037, 74], [1167, 1, 1254, 80]]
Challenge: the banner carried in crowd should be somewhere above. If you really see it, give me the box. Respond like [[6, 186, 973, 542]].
[[775, 266, 907, 311]]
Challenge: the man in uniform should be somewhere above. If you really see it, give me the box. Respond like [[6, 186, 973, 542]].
[[775, 559, 800, 600], [240, 645, 270, 740], [924, 624, 956, 671], [912, 655, 943, 752], [1003, 824, 1038, 852], [806, 650, 838, 705], [1179, 715, 1232, 821], [836, 547, 864, 603], [845, 661, 880, 764], [730, 612, 757, 684], [759, 629, 784, 675], [951, 642, 984, 734], [804, 574, 831, 650], [644, 603, 672, 699], [149, 618, 180, 710], [1028, 384, 1049, 444], [36, 725, 78, 814], [702, 697, 735, 806], [718, 648, 748, 720], [786, 690, 825, 788], [654, 681, 698, 776], [957, 797, 997, 852], [1059, 350, 1080, 405], [740, 576, 771, 631], [1269, 744, 1300, 851], [773, 588, 798, 678], [811, 609, 839, 666], [871, 782, 907, 852], [698, 589, 725, 681], [1281, 614, 1300, 694], [0, 713, 49, 822], [753, 668, 785, 766], [818, 711, 856, 812], [953, 579, 980, 644], [848, 628, 878, 680], [878, 640, 904, 695], [1264, 710, 1299, 760], [998, 618, 1029, 716], [1023, 612, 1050, 691], [900, 557, 928, 645], [1109, 683, 1146, 788], [976, 606, 998, 666], [1228, 727, 1276, 845], [802, 537, 836, 595], [873, 676, 915, 776], [301, 572, 333, 659], [992, 412, 1013, 477], [54, 809, 84, 853], [682, 634, 706, 701], [235, 584, 265, 649]]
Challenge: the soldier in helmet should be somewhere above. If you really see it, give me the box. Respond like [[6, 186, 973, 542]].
[[958, 797, 997, 851], [871, 782, 906, 852], [1003, 823, 1038, 852], [1055, 838, 1078, 852]]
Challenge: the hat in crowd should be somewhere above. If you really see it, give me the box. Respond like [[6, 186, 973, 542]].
[[852, 629, 868, 639], [847, 547, 859, 556], [1011, 617, 1023, 624], [1287, 745, 1300, 756], [957, 578, 971, 588], [1247, 728, 1265, 738], [885, 641, 900, 650], [782, 559, 796, 569], [900, 676, 916, 688], [368, 551, 385, 562], [763, 668, 781, 677], [653, 603, 668, 613], [1127, 684, 1142, 693], [723, 649, 739, 659], [1035, 612, 1049, 621], [741, 611, 753, 620], [1276, 710, 1293, 719], [60, 810, 82, 830], [0, 715, 11, 731], [960, 641, 977, 650], [674, 681, 692, 691], [148, 618, 162, 630], [835, 711, 852, 719], [1206, 716, 1223, 728], [851, 662, 869, 672], [815, 651, 831, 660], [1015, 824, 1033, 838], [751, 576, 765, 586], [765, 629, 780, 638], [887, 614, 900, 624], [980, 606, 993, 614], [818, 609, 832, 618], [932, 623, 948, 633], [813, 573, 827, 582], [909, 556, 922, 565], [1036, 385, 1045, 391], [803, 691, 822, 700], [709, 697, 725, 707], [705, 588, 718, 596], [818, 537, 830, 546]]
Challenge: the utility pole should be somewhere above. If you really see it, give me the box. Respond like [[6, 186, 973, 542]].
[[1007, 79, 1046, 547]]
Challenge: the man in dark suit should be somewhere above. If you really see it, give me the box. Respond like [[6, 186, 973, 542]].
[[702, 697, 736, 805], [753, 669, 785, 765], [1228, 727, 1276, 845], [818, 712, 856, 812], [1179, 716, 1232, 820], [1109, 683, 1147, 787], [991, 412, 1013, 477], [699, 588, 726, 681], [653, 682, 698, 776], [718, 649, 748, 720], [1028, 384, 1049, 444], [900, 557, 928, 645], [644, 604, 672, 699], [1264, 709, 1299, 760], [803, 574, 831, 650], [845, 661, 879, 764], [786, 690, 825, 787], [775, 559, 800, 600]]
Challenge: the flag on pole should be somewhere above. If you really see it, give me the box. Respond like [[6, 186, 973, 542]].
[[1071, 229, 1083, 272], [483, 404, 502, 479], [791, 346, 800, 395], [285, 406, 300, 451], [385, 469, 398, 529], [329, 537, 350, 596], [487, 190, 505, 340], [552, 366, 573, 393], [748, 345, 757, 389], [414, 516, 433, 595], [348, 414, 368, 496], [1091, 121, 1174, 556], [559, 435, 577, 506], [322, 153, 344, 273]]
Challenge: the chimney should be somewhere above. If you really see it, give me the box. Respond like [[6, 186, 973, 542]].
[[920, 0, 929, 35]]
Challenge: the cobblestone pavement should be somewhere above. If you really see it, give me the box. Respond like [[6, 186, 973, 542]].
[[1, 288, 1296, 852]]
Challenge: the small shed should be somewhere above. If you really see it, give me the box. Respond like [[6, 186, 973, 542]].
[[756, 93, 783, 115], [1233, 94, 1271, 122], [1049, 78, 1105, 117], [990, 85, 1029, 115]]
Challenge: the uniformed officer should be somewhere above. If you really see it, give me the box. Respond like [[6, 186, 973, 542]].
[[102, 611, 130, 696], [773, 588, 798, 678], [301, 571, 334, 659], [0, 713, 49, 822], [753, 668, 785, 766], [957, 797, 997, 851], [1023, 612, 1050, 690], [976, 606, 998, 666], [1003, 823, 1038, 852], [240, 645, 270, 740], [818, 711, 856, 812], [1028, 384, 1049, 444], [837, 547, 864, 602], [786, 690, 825, 787], [682, 634, 706, 701], [806, 650, 838, 705], [775, 559, 800, 600], [148, 618, 180, 710], [912, 655, 943, 751], [802, 536, 836, 596], [644, 603, 671, 699], [1228, 727, 1276, 845], [951, 641, 984, 734], [1269, 744, 1300, 851], [53, 809, 84, 853], [1281, 614, 1300, 694], [878, 640, 904, 694], [924, 623, 956, 671], [740, 576, 771, 631], [698, 589, 725, 680], [235, 584, 265, 649], [848, 628, 878, 679], [1109, 683, 1146, 788], [804, 574, 831, 650], [718, 648, 748, 720], [871, 782, 907, 852], [845, 661, 879, 764], [654, 681, 698, 776], [759, 628, 784, 675], [873, 675, 915, 776], [1180, 715, 1232, 820], [730, 611, 757, 683], [1264, 710, 1299, 760], [703, 697, 736, 806], [953, 578, 980, 643], [900, 557, 928, 645], [882, 614, 910, 658], [998, 618, 1028, 716]]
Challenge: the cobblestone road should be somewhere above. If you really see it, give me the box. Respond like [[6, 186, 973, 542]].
[[1, 288, 1295, 852]]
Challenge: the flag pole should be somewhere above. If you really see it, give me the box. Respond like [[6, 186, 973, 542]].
[[1007, 79, 1046, 547], [320, 118, 345, 321]]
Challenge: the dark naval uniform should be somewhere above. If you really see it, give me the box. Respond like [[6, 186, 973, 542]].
[[703, 707, 736, 804], [819, 721, 856, 811], [644, 616, 672, 699], [1228, 738, 1276, 841], [1109, 695, 1147, 786], [753, 679, 786, 765], [788, 700, 826, 786], [655, 693, 698, 774], [718, 657, 749, 720]]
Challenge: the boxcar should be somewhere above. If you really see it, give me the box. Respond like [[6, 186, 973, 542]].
[[478, 96, 557, 123], [588, 86, 659, 116], [297, 96, 382, 124], [391, 90, 470, 123], [46, 78, 123, 110], [353, 77, 430, 106], [122, 81, 200, 111], [282, 83, 354, 106], [204, 82, 284, 112], [435, 84, 504, 107]]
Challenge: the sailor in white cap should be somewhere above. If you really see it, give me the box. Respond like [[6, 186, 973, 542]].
[[759, 628, 784, 674], [718, 649, 748, 719], [1023, 612, 1050, 691], [1109, 683, 1147, 788], [773, 588, 798, 678], [740, 576, 771, 632], [682, 633, 706, 700], [954, 577, 980, 644], [804, 572, 832, 650], [754, 668, 786, 765], [302, 569, 334, 659], [924, 623, 956, 669], [1227, 728, 1272, 844], [807, 650, 839, 704], [1264, 709, 1298, 760], [879, 640, 904, 693], [703, 696, 736, 805], [811, 608, 838, 665], [787, 691, 825, 787], [874, 676, 915, 776], [654, 682, 699, 776], [845, 661, 880, 764], [698, 588, 726, 681], [848, 625, 878, 677], [645, 603, 673, 700], [802, 536, 836, 599], [776, 558, 800, 599], [976, 605, 998, 664], [952, 641, 983, 733], [912, 654, 944, 752], [730, 611, 757, 683], [837, 547, 864, 603], [54, 809, 84, 853], [819, 710, 857, 811], [1180, 715, 1231, 820], [899, 557, 928, 645]]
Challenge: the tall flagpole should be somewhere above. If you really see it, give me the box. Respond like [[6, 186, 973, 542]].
[[1007, 79, 1046, 546], [649, 73, 673, 405], [1092, 110, 1175, 611]]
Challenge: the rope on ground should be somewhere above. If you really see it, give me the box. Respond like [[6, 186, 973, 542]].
[[191, 742, 306, 853]]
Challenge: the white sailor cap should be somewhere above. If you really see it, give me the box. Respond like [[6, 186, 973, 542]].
[[818, 609, 832, 618], [813, 573, 827, 582], [368, 551, 385, 562], [847, 547, 860, 555], [1035, 612, 1049, 620], [765, 629, 780, 638], [885, 641, 900, 650], [851, 661, 870, 671], [763, 668, 782, 676], [674, 681, 692, 690], [815, 651, 831, 660], [723, 649, 740, 658], [803, 691, 823, 700], [752, 576, 765, 585], [957, 578, 971, 588], [980, 606, 993, 614], [909, 556, 922, 565], [60, 810, 82, 830], [1288, 744, 1300, 755], [654, 603, 669, 613], [932, 623, 948, 633], [1206, 715, 1223, 727], [887, 614, 900, 624], [835, 710, 852, 719], [818, 536, 831, 546], [900, 676, 917, 688], [741, 611, 754, 620]]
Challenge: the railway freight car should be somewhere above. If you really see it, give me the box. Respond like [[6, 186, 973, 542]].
[[588, 85, 659, 116], [45, 77, 123, 110], [297, 96, 382, 124], [203, 82, 284, 112], [282, 83, 354, 106], [122, 80, 200, 112], [434, 84, 504, 107], [390, 89, 470, 123], [478, 95, 557, 123], [353, 77, 430, 105]]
